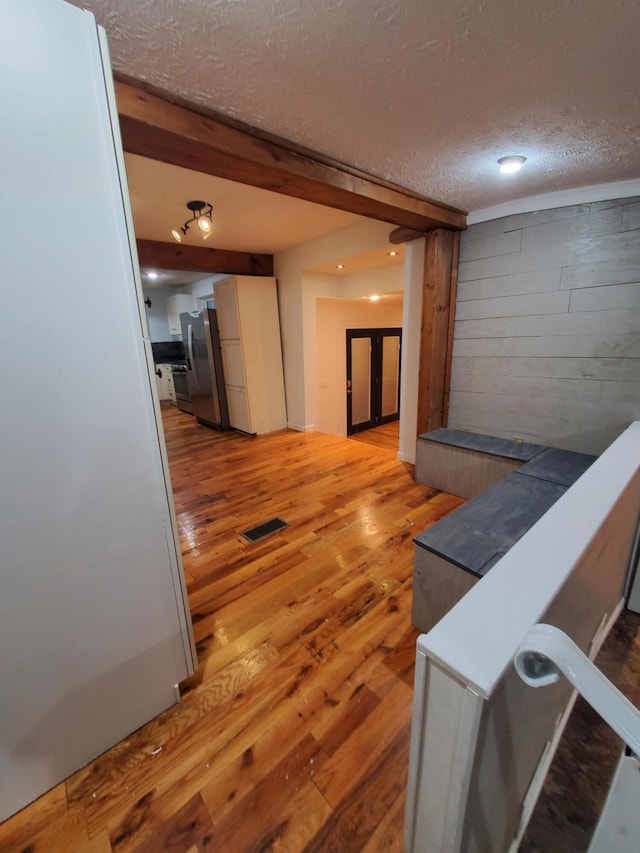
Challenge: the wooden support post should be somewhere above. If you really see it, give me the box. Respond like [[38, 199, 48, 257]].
[[416, 229, 460, 436]]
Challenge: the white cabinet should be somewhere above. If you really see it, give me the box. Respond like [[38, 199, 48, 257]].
[[226, 385, 252, 434], [213, 276, 287, 435], [155, 364, 176, 403], [167, 293, 195, 335], [167, 371, 176, 403]]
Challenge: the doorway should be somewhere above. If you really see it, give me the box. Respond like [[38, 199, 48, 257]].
[[346, 328, 402, 435]]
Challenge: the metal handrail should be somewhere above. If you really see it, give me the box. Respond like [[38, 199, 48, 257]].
[[514, 623, 640, 756]]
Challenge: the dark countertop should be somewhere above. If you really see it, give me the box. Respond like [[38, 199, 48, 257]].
[[418, 427, 545, 462], [518, 447, 597, 488], [414, 472, 566, 577]]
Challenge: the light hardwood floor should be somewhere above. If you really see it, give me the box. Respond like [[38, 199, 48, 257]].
[[349, 421, 399, 453], [0, 407, 463, 853]]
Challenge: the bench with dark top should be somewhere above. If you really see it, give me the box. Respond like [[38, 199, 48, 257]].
[[517, 446, 597, 487], [416, 428, 546, 499], [412, 430, 598, 633]]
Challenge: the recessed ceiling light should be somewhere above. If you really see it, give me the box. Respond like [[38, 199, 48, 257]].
[[498, 155, 527, 174], [369, 295, 380, 301], [387, 250, 398, 257], [147, 272, 159, 279], [336, 264, 345, 270]]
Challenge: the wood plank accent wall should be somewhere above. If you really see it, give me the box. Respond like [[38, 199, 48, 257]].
[[114, 79, 466, 233], [136, 238, 273, 277], [416, 229, 461, 435], [442, 232, 460, 426], [448, 197, 640, 454]]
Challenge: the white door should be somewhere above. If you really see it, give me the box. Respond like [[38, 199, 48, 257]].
[[0, 0, 196, 821]]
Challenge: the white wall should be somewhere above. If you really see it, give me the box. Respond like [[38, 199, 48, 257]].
[[275, 219, 397, 431], [143, 276, 224, 343], [186, 274, 227, 302], [316, 298, 403, 436], [448, 196, 640, 454], [142, 288, 173, 341]]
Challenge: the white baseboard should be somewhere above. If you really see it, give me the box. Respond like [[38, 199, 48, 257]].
[[287, 422, 315, 432]]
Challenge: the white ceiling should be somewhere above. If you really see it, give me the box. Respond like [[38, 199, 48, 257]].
[[75, 0, 640, 213], [126, 154, 362, 253], [128, 154, 404, 285], [139, 269, 212, 290]]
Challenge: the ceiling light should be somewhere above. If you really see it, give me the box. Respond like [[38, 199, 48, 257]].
[[146, 272, 159, 279], [336, 264, 345, 270], [369, 295, 380, 301], [171, 200, 213, 242], [498, 155, 526, 174], [387, 250, 398, 257]]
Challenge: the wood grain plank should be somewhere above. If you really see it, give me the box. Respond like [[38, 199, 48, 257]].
[[1, 410, 467, 852], [75, 642, 319, 838], [110, 792, 213, 853], [442, 230, 460, 427], [311, 681, 413, 808], [361, 789, 406, 852], [312, 684, 381, 757], [201, 734, 329, 853], [1, 807, 111, 853], [303, 723, 412, 852], [0, 783, 68, 852]]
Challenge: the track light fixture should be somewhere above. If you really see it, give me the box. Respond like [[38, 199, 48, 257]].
[[171, 200, 213, 243]]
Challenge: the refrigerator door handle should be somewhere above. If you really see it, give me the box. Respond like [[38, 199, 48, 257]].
[[186, 324, 198, 387]]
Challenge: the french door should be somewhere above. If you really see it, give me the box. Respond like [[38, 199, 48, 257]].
[[346, 328, 402, 435]]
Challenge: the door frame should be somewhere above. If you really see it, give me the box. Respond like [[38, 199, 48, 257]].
[[346, 327, 402, 435], [116, 80, 463, 436]]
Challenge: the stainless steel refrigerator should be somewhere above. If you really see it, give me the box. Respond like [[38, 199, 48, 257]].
[[181, 308, 230, 429]]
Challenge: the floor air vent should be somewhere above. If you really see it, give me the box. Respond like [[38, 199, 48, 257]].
[[241, 516, 288, 544]]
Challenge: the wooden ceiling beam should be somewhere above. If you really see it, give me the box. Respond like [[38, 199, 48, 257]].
[[136, 239, 273, 277], [115, 79, 467, 233], [388, 226, 429, 244]]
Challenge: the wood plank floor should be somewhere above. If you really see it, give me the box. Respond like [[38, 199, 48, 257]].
[[0, 406, 463, 853], [349, 422, 399, 453]]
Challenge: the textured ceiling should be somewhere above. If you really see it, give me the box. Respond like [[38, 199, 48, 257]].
[[73, 0, 640, 212]]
